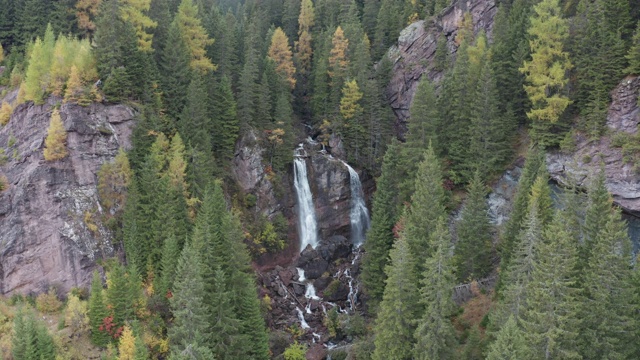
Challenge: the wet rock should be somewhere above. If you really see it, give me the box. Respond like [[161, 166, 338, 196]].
[[385, 0, 497, 137], [319, 235, 352, 262], [0, 98, 135, 295], [297, 247, 329, 279], [293, 282, 306, 296], [546, 76, 640, 214], [313, 276, 333, 293], [279, 267, 294, 287], [324, 280, 350, 302], [306, 344, 327, 360]]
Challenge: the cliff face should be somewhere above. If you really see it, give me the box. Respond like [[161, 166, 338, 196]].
[[386, 0, 497, 135], [548, 76, 640, 214], [0, 96, 135, 295]]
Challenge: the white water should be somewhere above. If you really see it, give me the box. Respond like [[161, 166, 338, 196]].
[[296, 268, 306, 282], [296, 307, 310, 329], [343, 162, 371, 247], [294, 146, 319, 252], [305, 283, 320, 300]]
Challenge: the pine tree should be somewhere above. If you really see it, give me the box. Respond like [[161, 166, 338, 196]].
[[169, 243, 212, 354], [582, 167, 610, 266], [88, 271, 110, 347], [268, 28, 296, 90], [208, 266, 242, 359], [455, 171, 493, 282], [579, 207, 636, 359], [237, 49, 260, 127], [44, 109, 68, 161], [521, 214, 582, 359], [486, 316, 530, 360], [175, 0, 215, 73], [626, 21, 640, 75], [179, 76, 212, 154], [519, 0, 572, 138], [404, 144, 448, 277], [413, 217, 458, 360], [12, 310, 57, 360], [361, 140, 401, 308], [234, 275, 270, 360], [372, 233, 420, 360], [106, 262, 137, 330]]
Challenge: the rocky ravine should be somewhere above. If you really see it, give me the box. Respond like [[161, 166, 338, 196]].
[[0, 96, 135, 295], [547, 76, 640, 215], [385, 0, 497, 135]]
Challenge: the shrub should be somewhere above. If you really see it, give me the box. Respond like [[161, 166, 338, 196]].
[[0, 102, 11, 126], [283, 342, 306, 360], [35, 288, 63, 313]]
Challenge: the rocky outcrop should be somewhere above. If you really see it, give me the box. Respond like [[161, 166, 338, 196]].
[[547, 76, 640, 214], [385, 0, 497, 135], [0, 97, 135, 295]]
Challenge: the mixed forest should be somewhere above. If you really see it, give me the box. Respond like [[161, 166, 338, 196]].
[[0, 0, 640, 358]]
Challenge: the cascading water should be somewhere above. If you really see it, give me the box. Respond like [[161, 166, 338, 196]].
[[294, 145, 319, 252], [343, 162, 371, 247]]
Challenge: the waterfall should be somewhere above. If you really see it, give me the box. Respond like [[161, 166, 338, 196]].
[[294, 146, 319, 252], [343, 162, 371, 247]]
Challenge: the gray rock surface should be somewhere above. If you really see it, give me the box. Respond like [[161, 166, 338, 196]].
[[546, 76, 640, 214], [0, 98, 135, 295], [385, 0, 497, 136]]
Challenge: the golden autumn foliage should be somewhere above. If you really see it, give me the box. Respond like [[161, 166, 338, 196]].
[[64, 65, 89, 105], [0, 102, 12, 126], [44, 109, 69, 161], [268, 28, 296, 89], [117, 325, 136, 360], [65, 294, 89, 336], [328, 26, 349, 79], [295, 0, 314, 75], [76, 0, 102, 36], [0, 43, 4, 63], [120, 0, 157, 52], [340, 79, 363, 121], [98, 148, 132, 214], [176, 0, 215, 73]]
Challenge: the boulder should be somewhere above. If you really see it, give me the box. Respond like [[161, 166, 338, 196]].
[[297, 247, 329, 279], [306, 344, 327, 360], [319, 235, 352, 262]]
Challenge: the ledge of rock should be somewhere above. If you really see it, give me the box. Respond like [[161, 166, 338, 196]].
[[0, 98, 135, 295], [547, 76, 640, 215]]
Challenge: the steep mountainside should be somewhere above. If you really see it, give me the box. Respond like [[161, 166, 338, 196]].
[[0, 94, 134, 295]]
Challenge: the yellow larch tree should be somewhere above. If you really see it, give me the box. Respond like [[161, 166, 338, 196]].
[[117, 325, 136, 360], [0, 102, 12, 126], [176, 0, 215, 73], [268, 27, 296, 89], [76, 0, 102, 37], [295, 0, 315, 75], [44, 109, 69, 161], [120, 0, 157, 52], [328, 26, 349, 80]]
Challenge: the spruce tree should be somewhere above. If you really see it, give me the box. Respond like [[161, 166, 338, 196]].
[[521, 214, 582, 359], [579, 207, 636, 359], [582, 167, 610, 266], [179, 76, 212, 154], [106, 261, 137, 329], [339, 79, 366, 164], [169, 243, 212, 354], [413, 217, 458, 360], [486, 316, 530, 360], [209, 266, 242, 359], [626, 21, 640, 75], [160, 18, 192, 121], [372, 233, 420, 360], [404, 144, 448, 277], [211, 75, 239, 161], [361, 140, 401, 308], [235, 275, 270, 360], [88, 271, 110, 347], [454, 171, 493, 282]]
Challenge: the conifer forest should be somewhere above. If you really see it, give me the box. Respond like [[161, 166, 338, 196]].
[[1, 0, 640, 358]]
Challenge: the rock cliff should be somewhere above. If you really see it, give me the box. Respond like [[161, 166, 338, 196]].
[[385, 0, 497, 135], [547, 76, 640, 214], [0, 96, 135, 295]]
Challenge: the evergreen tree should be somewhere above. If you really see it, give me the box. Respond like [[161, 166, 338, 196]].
[[179, 76, 212, 153], [209, 266, 242, 359], [413, 217, 458, 360], [521, 214, 582, 359], [626, 21, 640, 75], [169, 243, 212, 354], [404, 144, 448, 277], [211, 75, 239, 161], [237, 49, 260, 127], [454, 171, 493, 282], [434, 32, 449, 71], [234, 274, 270, 360], [499, 147, 545, 268], [294, 0, 314, 114], [16, 0, 52, 45], [88, 271, 110, 347], [372, 233, 420, 360], [161, 18, 192, 121], [520, 0, 572, 144], [361, 140, 402, 308], [486, 316, 530, 360], [579, 207, 636, 359], [106, 262, 137, 330], [339, 79, 366, 163], [401, 78, 440, 199], [582, 167, 610, 266], [12, 310, 56, 360]]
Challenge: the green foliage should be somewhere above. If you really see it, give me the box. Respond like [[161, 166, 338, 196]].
[[454, 171, 493, 282], [486, 316, 530, 360], [413, 217, 458, 360], [626, 21, 640, 75], [12, 309, 56, 360], [89, 271, 111, 347], [283, 342, 306, 360]]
